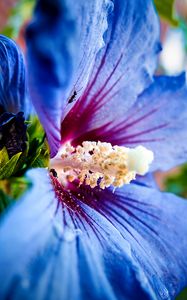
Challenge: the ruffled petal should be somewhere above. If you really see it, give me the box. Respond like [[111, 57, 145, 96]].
[[26, 0, 111, 157], [0, 35, 27, 115], [72, 182, 187, 300], [0, 169, 159, 300], [61, 0, 160, 145]]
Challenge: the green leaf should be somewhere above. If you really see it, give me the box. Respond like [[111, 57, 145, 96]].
[[0, 115, 49, 214], [24, 116, 49, 169], [6, 177, 31, 199], [0, 177, 31, 213], [0, 116, 49, 181], [176, 287, 187, 299], [30, 141, 50, 168], [164, 164, 187, 198], [154, 0, 178, 26], [0, 190, 13, 214], [0, 147, 9, 168], [27, 116, 46, 144], [0, 152, 22, 179], [13, 141, 29, 175]]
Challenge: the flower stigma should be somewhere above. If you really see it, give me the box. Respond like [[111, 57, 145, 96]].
[[50, 141, 154, 189]]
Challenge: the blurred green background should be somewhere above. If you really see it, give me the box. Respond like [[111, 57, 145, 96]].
[[0, 0, 187, 299]]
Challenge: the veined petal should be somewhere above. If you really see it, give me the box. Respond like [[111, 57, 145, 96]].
[[61, 0, 160, 145], [0, 35, 27, 115], [63, 72, 187, 173], [26, 0, 111, 157], [66, 0, 113, 102], [91, 73, 187, 172], [0, 168, 158, 300], [122, 73, 187, 171], [1, 170, 187, 299], [72, 183, 187, 300]]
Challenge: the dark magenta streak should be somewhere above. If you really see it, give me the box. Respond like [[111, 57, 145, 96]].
[[121, 123, 169, 141], [91, 74, 124, 113], [82, 50, 107, 99], [114, 107, 160, 133], [88, 53, 123, 110]]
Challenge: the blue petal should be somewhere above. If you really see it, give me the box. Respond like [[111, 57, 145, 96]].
[[0, 35, 27, 114], [74, 183, 187, 299], [26, 0, 111, 157], [61, 0, 160, 145], [133, 173, 158, 189], [0, 169, 159, 300], [65, 73, 187, 173], [132, 73, 187, 171], [1, 170, 187, 299], [106, 73, 187, 171]]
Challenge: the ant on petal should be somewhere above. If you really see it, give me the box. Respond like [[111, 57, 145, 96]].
[[67, 87, 83, 104], [68, 90, 77, 104]]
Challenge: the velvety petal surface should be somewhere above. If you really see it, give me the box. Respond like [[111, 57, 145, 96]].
[[0, 35, 26, 115], [61, 0, 160, 144], [0, 169, 154, 300], [26, 0, 111, 157]]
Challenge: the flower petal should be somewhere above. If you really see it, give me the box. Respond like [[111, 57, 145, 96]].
[[61, 0, 160, 145], [26, 0, 111, 157], [0, 169, 159, 300], [134, 173, 158, 189], [63, 72, 187, 172], [126, 73, 187, 171], [0, 35, 27, 115], [95, 73, 187, 172], [72, 183, 187, 300]]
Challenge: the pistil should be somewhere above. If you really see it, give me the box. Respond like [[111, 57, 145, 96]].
[[50, 141, 154, 189]]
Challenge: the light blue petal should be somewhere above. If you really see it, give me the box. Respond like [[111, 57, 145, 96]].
[[26, 0, 111, 157], [0, 35, 27, 114], [0, 169, 157, 300], [133, 173, 158, 189], [131, 73, 187, 171], [74, 182, 187, 299], [64, 72, 187, 172], [1, 168, 187, 299], [61, 0, 160, 145], [104, 73, 187, 171]]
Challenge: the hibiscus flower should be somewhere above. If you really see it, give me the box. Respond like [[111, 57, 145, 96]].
[[0, 0, 187, 299]]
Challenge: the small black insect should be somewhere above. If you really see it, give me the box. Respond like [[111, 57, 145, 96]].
[[68, 90, 77, 104], [50, 168, 58, 177], [67, 87, 83, 104]]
